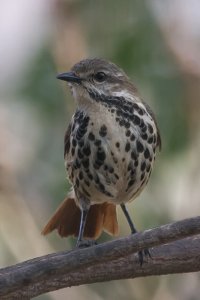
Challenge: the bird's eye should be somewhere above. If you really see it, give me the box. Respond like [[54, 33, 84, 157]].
[[93, 72, 106, 82]]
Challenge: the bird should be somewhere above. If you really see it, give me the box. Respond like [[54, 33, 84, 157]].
[[42, 58, 161, 264]]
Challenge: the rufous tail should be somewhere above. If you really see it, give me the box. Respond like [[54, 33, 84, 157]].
[[42, 194, 119, 239]]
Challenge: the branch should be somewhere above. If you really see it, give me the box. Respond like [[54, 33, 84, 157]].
[[1, 216, 200, 299]]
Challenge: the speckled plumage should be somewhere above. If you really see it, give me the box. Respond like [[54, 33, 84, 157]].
[[64, 59, 161, 208], [65, 97, 160, 206], [43, 58, 161, 259]]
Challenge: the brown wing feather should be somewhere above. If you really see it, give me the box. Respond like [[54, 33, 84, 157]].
[[42, 195, 118, 239], [84, 203, 118, 239], [103, 203, 119, 236], [42, 196, 80, 237]]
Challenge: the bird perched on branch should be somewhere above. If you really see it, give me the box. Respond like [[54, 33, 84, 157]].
[[42, 58, 161, 264]]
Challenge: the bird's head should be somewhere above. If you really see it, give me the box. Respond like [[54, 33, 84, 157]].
[[57, 58, 139, 107]]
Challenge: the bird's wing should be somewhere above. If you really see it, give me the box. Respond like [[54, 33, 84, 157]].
[[64, 122, 72, 159]]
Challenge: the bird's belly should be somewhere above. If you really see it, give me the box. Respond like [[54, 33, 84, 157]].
[[66, 113, 157, 205]]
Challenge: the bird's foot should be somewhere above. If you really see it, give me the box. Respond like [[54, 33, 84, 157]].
[[138, 248, 152, 266], [76, 239, 97, 248]]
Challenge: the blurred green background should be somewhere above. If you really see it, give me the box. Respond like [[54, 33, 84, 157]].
[[1, 0, 200, 299]]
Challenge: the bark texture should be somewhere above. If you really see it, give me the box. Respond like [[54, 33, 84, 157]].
[[0, 216, 200, 299]]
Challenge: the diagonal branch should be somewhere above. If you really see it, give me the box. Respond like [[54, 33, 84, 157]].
[[0, 216, 200, 299]]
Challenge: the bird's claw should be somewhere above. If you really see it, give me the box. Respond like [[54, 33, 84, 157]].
[[76, 239, 97, 248], [138, 248, 152, 266]]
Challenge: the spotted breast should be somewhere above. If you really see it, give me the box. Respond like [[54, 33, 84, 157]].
[[64, 95, 161, 206]]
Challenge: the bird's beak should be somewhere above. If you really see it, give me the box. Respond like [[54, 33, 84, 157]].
[[56, 72, 82, 83]]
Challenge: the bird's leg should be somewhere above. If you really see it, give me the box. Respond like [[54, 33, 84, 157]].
[[76, 196, 96, 248], [120, 203, 137, 234], [76, 208, 89, 247], [120, 203, 151, 265]]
